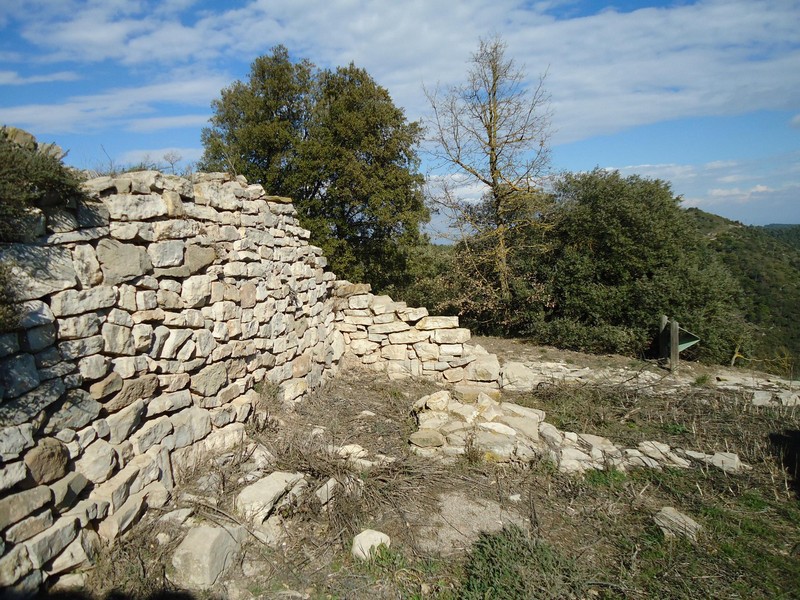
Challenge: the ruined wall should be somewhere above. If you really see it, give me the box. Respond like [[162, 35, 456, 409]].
[[0, 170, 497, 594]]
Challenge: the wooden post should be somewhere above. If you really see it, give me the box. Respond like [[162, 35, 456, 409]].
[[670, 319, 680, 372], [659, 315, 669, 360]]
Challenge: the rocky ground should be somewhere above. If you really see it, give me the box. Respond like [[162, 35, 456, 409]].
[[75, 338, 800, 600]]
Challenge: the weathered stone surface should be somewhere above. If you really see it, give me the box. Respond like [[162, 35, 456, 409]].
[[4, 508, 53, 544], [416, 316, 458, 330], [23, 437, 69, 484], [96, 238, 152, 285], [148, 240, 185, 267], [50, 286, 116, 316], [24, 516, 79, 569], [105, 374, 159, 413], [0, 244, 77, 301], [75, 439, 118, 483], [72, 244, 103, 287], [654, 506, 702, 541], [98, 491, 146, 542], [44, 389, 102, 434], [169, 406, 212, 449], [17, 301, 55, 328], [236, 472, 304, 523], [501, 362, 539, 391], [51, 471, 89, 510], [181, 274, 212, 307], [0, 333, 20, 358], [57, 313, 101, 340], [0, 423, 35, 461], [409, 429, 446, 448], [21, 323, 56, 352], [59, 335, 104, 360], [107, 400, 145, 444], [169, 525, 246, 590], [431, 328, 471, 344], [0, 460, 28, 492], [1, 353, 40, 399], [104, 193, 167, 221], [0, 378, 65, 427], [0, 544, 33, 587], [130, 415, 173, 454], [710, 451, 742, 473], [0, 486, 52, 531], [352, 529, 391, 561], [190, 362, 228, 397], [89, 372, 123, 401], [465, 354, 501, 382], [48, 529, 100, 575]]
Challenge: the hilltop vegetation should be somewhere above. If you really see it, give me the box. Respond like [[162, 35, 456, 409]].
[[687, 209, 800, 373]]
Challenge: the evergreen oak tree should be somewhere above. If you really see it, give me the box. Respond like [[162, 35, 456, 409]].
[[200, 46, 428, 290]]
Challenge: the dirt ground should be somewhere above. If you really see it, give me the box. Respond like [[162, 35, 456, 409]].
[[83, 337, 800, 600]]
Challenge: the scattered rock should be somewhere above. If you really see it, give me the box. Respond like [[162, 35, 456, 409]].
[[351, 529, 391, 561], [654, 506, 702, 542]]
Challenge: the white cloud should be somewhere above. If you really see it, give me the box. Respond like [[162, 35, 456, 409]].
[[0, 74, 228, 133], [126, 114, 211, 133], [0, 70, 79, 85]]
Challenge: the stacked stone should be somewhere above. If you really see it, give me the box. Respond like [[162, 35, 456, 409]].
[[0, 170, 342, 594], [409, 390, 748, 475], [332, 284, 500, 391]]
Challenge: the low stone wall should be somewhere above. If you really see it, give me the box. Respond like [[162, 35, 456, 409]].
[[0, 170, 500, 595]]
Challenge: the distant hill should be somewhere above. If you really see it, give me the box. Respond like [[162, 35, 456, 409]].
[[686, 208, 800, 372]]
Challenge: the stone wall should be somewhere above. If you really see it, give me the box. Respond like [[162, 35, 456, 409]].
[[0, 170, 496, 595]]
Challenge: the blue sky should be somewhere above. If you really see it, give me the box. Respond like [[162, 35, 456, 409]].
[[1, 0, 798, 226]]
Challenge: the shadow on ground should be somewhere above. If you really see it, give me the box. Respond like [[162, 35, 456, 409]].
[[770, 429, 800, 498]]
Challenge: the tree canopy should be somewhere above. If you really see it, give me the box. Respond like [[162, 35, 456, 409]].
[[200, 46, 428, 290]]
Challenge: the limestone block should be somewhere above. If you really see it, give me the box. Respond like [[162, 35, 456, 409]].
[[105, 374, 159, 413], [710, 452, 742, 473], [350, 338, 379, 355], [1, 353, 40, 399], [0, 244, 77, 301], [0, 423, 35, 461], [279, 379, 308, 403], [146, 389, 192, 417], [98, 491, 146, 542], [496, 415, 540, 442], [352, 529, 391, 561], [153, 219, 200, 240], [169, 525, 246, 590], [21, 323, 56, 352], [388, 329, 430, 345], [654, 506, 702, 542], [72, 244, 103, 287], [0, 544, 33, 587], [57, 313, 100, 340], [161, 329, 193, 359], [465, 354, 501, 382], [416, 316, 459, 330], [104, 193, 167, 220], [430, 328, 470, 344], [0, 460, 28, 492], [51, 471, 89, 510], [51, 286, 116, 317], [236, 472, 304, 523], [0, 485, 52, 531], [169, 406, 212, 449], [398, 306, 428, 322], [148, 240, 185, 267], [47, 529, 100, 576], [500, 403, 546, 422], [16, 301, 54, 329], [4, 508, 54, 544], [45, 389, 102, 434], [381, 344, 408, 361], [96, 238, 152, 286], [501, 362, 539, 391], [190, 362, 228, 397], [0, 378, 65, 427], [368, 321, 409, 335], [130, 415, 173, 454], [179, 274, 211, 308], [107, 400, 145, 444], [23, 437, 69, 485], [409, 429, 445, 448], [63, 498, 109, 527]]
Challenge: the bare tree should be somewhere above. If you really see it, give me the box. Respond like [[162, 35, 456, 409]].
[[163, 151, 183, 175], [425, 35, 553, 329]]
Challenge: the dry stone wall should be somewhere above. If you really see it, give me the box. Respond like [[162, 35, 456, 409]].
[[0, 169, 496, 595]]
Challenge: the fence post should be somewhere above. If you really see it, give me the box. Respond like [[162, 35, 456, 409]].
[[670, 319, 680, 372]]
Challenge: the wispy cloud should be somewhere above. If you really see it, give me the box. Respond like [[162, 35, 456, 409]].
[[126, 114, 211, 133], [0, 70, 80, 85]]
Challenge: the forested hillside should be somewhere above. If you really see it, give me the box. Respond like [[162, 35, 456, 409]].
[[687, 209, 800, 371]]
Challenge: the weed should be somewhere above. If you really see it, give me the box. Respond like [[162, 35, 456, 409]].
[[693, 373, 712, 387], [584, 467, 627, 489]]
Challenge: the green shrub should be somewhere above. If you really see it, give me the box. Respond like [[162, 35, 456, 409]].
[[459, 525, 587, 599]]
